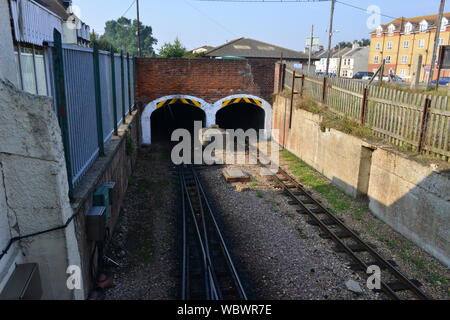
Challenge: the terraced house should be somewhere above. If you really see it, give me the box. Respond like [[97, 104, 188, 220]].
[[369, 13, 450, 82]]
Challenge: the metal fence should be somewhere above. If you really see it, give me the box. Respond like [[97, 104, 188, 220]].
[[277, 64, 450, 162], [47, 30, 136, 191]]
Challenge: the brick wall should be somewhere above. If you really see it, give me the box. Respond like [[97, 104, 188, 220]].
[[136, 58, 275, 106]]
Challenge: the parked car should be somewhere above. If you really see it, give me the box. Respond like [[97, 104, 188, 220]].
[[362, 74, 405, 82], [431, 77, 450, 86], [353, 72, 374, 79]]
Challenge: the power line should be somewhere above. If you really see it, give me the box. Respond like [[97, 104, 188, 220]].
[[335, 1, 397, 20], [121, 0, 137, 18]]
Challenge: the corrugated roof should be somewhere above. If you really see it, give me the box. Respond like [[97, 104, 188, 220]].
[[34, 0, 69, 20], [205, 38, 308, 60]]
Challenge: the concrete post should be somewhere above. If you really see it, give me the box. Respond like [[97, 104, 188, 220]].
[[411, 54, 423, 89]]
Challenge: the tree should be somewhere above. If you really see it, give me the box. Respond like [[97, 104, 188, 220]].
[[158, 38, 194, 58], [334, 39, 371, 50], [90, 31, 114, 51], [100, 17, 157, 56]]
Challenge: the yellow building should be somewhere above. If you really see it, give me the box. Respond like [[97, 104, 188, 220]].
[[369, 13, 450, 82]]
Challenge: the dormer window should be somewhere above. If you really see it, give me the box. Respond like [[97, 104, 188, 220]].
[[419, 20, 428, 33], [404, 22, 413, 34], [376, 26, 383, 37], [388, 24, 395, 35], [441, 17, 448, 31]]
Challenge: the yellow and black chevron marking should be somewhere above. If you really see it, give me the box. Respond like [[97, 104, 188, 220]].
[[156, 98, 202, 109], [222, 97, 263, 108]]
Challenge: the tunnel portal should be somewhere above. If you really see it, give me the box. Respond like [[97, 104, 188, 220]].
[[151, 102, 206, 142], [216, 102, 265, 133]]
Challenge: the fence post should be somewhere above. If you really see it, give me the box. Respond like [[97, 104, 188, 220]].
[[322, 77, 327, 103], [280, 63, 286, 92], [53, 29, 73, 195], [127, 53, 132, 114], [110, 48, 118, 136], [418, 97, 431, 153], [289, 70, 296, 128], [121, 50, 126, 124], [360, 87, 369, 125], [133, 55, 137, 111], [300, 74, 305, 97], [93, 42, 105, 156]]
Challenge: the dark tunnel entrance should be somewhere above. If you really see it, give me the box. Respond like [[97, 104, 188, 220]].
[[216, 102, 265, 132], [151, 103, 206, 142]]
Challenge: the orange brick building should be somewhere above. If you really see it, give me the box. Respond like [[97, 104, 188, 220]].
[[368, 13, 450, 82]]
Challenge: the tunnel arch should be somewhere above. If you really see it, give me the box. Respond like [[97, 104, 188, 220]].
[[141, 95, 213, 145], [213, 95, 272, 140]]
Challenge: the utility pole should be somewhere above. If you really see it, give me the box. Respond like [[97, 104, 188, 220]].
[[308, 25, 314, 75], [427, 0, 446, 88], [325, 0, 336, 76], [136, 0, 142, 57]]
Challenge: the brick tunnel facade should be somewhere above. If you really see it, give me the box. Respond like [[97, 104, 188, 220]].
[[136, 58, 275, 105], [136, 58, 276, 144]]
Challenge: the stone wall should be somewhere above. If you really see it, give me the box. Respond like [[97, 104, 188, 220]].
[[272, 95, 450, 267]]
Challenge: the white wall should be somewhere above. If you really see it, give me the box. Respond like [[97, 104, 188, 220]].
[[0, 79, 83, 299]]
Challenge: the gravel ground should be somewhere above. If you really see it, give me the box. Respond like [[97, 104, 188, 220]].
[[94, 144, 179, 300], [199, 163, 381, 300]]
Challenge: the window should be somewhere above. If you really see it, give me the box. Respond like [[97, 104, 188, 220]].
[[441, 18, 448, 32], [374, 55, 380, 64], [439, 38, 445, 46], [402, 55, 408, 64], [404, 22, 413, 34], [375, 42, 381, 50], [376, 26, 383, 37], [399, 69, 408, 76], [388, 24, 395, 35], [385, 56, 392, 64], [419, 20, 428, 32], [418, 39, 425, 49], [387, 41, 393, 50], [14, 45, 49, 96], [403, 40, 409, 49]]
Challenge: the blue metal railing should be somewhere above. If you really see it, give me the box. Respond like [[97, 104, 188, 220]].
[[47, 32, 136, 190]]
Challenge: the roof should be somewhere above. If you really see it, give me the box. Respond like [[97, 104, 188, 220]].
[[192, 45, 214, 52], [205, 38, 309, 60], [331, 47, 352, 58], [34, 0, 70, 20], [372, 12, 450, 34], [343, 46, 369, 58]]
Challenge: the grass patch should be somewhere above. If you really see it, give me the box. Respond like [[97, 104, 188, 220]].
[[399, 253, 426, 269], [281, 150, 367, 218], [255, 191, 264, 198]]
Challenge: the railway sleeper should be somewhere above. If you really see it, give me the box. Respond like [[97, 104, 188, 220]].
[[297, 208, 325, 215], [307, 217, 344, 226], [319, 230, 353, 239], [373, 280, 423, 293], [348, 260, 398, 271], [332, 243, 376, 253]]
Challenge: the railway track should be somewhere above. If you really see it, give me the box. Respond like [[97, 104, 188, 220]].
[[179, 164, 247, 301], [247, 143, 432, 300]]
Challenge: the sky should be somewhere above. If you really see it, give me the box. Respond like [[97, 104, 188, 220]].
[[72, 0, 450, 53]]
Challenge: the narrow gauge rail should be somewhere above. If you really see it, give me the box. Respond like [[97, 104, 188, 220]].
[[247, 143, 432, 300], [179, 164, 247, 300]]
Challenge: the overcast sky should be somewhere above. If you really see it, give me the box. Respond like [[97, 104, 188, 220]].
[[73, 0, 450, 52]]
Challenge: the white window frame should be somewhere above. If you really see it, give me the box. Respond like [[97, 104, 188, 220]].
[[387, 41, 393, 50], [404, 22, 413, 34], [376, 26, 383, 37], [419, 20, 428, 33], [441, 18, 448, 32], [403, 40, 409, 49], [401, 55, 408, 64], [439, 38, 445, 46], [388, 24, 395, 35], [375, 42, 381, 50], [385, 55, 392, 64], [374, 55, 380, 64], [418, 39, 425, 49]]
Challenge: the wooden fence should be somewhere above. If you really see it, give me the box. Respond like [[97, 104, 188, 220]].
[[277, 65, 450, 162]]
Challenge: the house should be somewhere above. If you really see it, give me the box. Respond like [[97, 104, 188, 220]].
[[369, 12, 450, 82], [204, 38, 311, 70], [315, 47, 352, 75], [340, 43, 370, 78], [8, 0, 90, 95]]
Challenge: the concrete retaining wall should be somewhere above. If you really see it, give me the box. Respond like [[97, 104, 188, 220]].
[[273, 95, 450, 267]]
